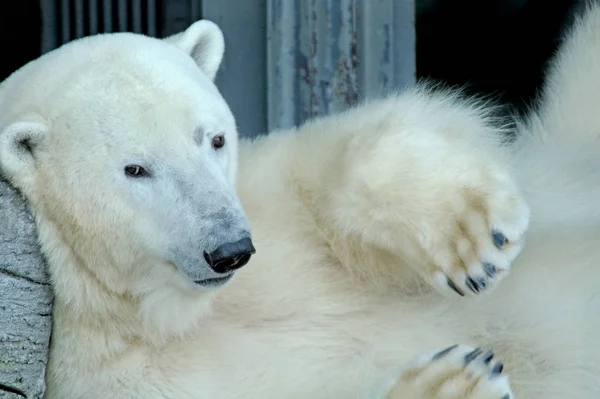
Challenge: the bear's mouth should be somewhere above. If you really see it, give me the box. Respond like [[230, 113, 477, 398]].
[[194, 274, 234, 288]]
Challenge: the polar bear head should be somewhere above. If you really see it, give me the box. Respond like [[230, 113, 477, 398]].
[[0, 21, 254, 338]]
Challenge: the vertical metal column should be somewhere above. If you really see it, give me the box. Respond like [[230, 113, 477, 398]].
[[267, 0, 362, 131], [132, 0, 143, 33], [266, 0, 303, 131], [103, 0, 113, 33], [40, 0, 58, 53], [60, 0, 70, 44], [147, 0, 157, 37], [74, 0, 85, 38], [160, 0, 194, 37], [203, 0, 415, 136], [118, 0, 128, 31], [202, 0, 268, 137], [266, 0, 416, 132], [356, 0, 416, 99]]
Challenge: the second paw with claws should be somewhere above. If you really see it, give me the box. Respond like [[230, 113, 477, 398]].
[[368, 344, 514, 399]]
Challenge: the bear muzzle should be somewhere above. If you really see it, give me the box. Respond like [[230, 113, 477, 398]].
[[203, 236, 256, 275]]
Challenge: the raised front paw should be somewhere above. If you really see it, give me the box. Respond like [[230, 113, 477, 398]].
[[368, 345, 514, 399], [410, 167, 530, 298], [322, 89, 530, 297]]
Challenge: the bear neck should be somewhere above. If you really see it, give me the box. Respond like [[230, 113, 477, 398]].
[[37, 215, 214, 365]]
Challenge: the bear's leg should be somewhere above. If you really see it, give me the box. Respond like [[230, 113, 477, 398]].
[[366, 345, 514, 399], [294, 86, 530, 298]]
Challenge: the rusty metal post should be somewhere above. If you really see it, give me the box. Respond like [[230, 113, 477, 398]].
[[267, 0, 415, 131]]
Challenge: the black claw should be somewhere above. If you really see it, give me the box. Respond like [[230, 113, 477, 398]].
[[447, 278, 465, 297], [476, 277, 487, 290], [491, 361, 504, 375], [464, 348, 483, 364], [483, 350, 495, 364], [484, 263, 497, 278], [492, 230, 508, 249], [465, 277, 479, 294], [433, 344, 459, 360]]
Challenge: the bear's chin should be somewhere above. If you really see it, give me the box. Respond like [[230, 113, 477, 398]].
[[193, 274, 234, 288]]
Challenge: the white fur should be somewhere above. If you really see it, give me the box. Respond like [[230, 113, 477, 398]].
[[0, 4, 599, 399], [164, 20, 225, 81]]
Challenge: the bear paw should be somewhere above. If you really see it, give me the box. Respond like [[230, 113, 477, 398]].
[[367, 345, 514, 399], [415, 170, 530, 298]]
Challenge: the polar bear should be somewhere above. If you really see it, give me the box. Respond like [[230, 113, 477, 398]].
[[1, 2, 600, 399]]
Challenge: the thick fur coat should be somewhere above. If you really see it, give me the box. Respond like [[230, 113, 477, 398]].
[[1, 3, 600, 399]]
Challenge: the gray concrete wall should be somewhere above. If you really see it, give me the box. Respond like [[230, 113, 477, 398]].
[[0, 181, 52, 399]]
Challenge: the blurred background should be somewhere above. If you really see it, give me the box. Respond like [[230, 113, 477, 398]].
[[0, 0, 583, 138]]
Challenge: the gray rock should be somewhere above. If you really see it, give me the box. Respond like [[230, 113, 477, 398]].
[[0, 179, 52, 399]]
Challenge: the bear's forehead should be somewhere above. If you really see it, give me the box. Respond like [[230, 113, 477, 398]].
[[1, 32, 233, 133], [49, 89, 233, 152], [57, 39, 222, 105]]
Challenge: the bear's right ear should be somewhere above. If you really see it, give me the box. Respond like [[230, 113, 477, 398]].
[[0, 120, 47, 191], [163, 20, 225, 81]]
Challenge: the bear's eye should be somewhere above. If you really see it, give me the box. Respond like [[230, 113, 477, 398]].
[[212, 134, 225, 149], [124, 165, 149, 178]]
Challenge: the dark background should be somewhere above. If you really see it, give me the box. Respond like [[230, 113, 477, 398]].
[[1, 0, 43, 83], [0, 0, 585, 116], [417, 0, 583, 116]]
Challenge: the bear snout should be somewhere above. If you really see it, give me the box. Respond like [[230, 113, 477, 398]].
[[203, 236, 256, 274]]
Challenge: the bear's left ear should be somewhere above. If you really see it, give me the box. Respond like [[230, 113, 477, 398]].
[[164, 20, 225, 81], [0, 120, 47, 191]]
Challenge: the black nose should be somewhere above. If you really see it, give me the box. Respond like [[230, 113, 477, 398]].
[[204, 237, 256, 274]]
